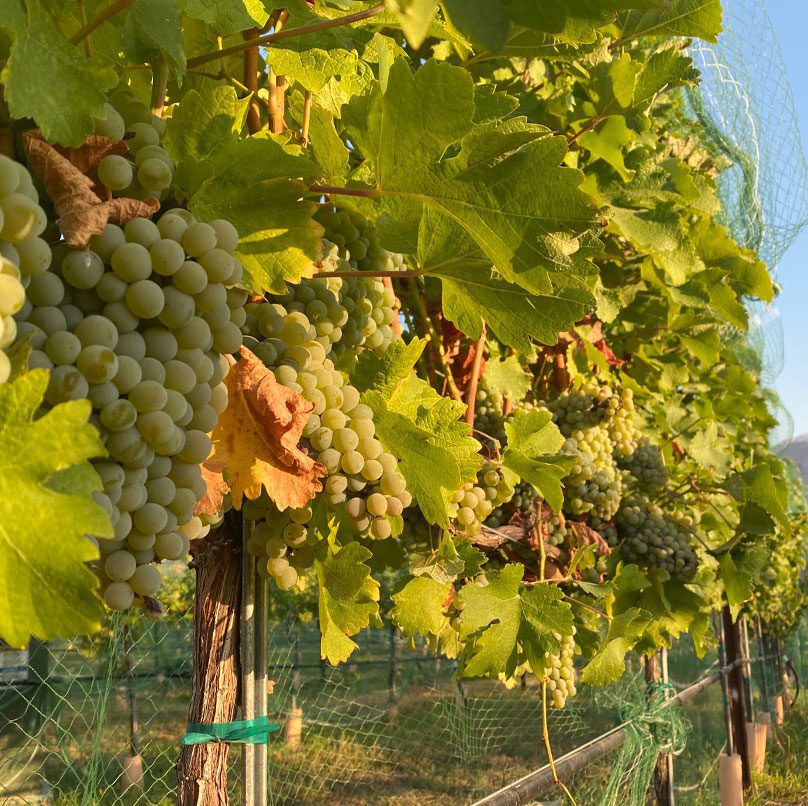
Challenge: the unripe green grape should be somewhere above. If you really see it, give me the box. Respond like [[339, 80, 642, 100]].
[[130, 563, 162, 596], [366, 493, 387, 517], [178, 430, 212, 464], [275, 566, 298, 591], [209, 383, 228, 413], [128, 121, 160, 150], [134, 502, 168, 534], [198, 248, 233, 283], [317, 448, 341, 474], [137, 410, 175, 446], [267, 556, 290, 577], [325, 475, 347, 495], [27, 305, 67, 335], [44, 330, 81, 365], [150, 238, 185, 276], [182, 222, 217, 257], [123, 217, 161, 248], [93, 103, 126, 140], [370, 518, 391, 540], [309, 427, 333, 451], [283, 523, 308, 547], [210, 219, 239, 251], [146, 476, 176, 507], [118, 481, 148, 512], [380, 472, 406, 497], [26, 272, 64, 306], [142, 327, 178, 363], [98, 155, 134, 191], [360, 459, 383, 482], [333, 427, 359, 453], [173, 260, 208, 295], [140, 356, 166, 383], [76, 344, 119, 383], [97, 271, 128, 303], [101, 398, 138, 431], [104, 581, 135, 610], [61, 249, 104, 289], [125, 279, 165, 318], [357, 438, 382, 460], [159, 287, 195, 329], [27, 350, 51, 370], [163, 359, 196, 394], [168, 487, 196, 518], [46, 365, 89, 404], [111, 242, 152, 282], [103, 301, 139, 333], [137, 157, 172, 191], [189, 404, 217, 432], [340, 450, 364, 475], [320, 408, 347, 430], [211, 321, 242, 354], [105, 550, 136, 581]]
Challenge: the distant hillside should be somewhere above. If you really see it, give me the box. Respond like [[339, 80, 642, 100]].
[[783, 434, 808, 485]]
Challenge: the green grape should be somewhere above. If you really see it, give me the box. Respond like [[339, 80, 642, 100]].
[[137, 157, 172, 191], [96, 271, 127, 303], [130, 564, 162, 596], [103, 582, 135, 611], [173, 260, 208, 295], [182, 222, 218, 256], [26, 272, 64, 306], [155, 531, 184, 560], [142, 327, 178, 362], [98, 155, 134, 191], [333, 427, 359, 453], [46, 365, 89, 404], [90, 225, 127, 261], [137, 410, 175, 447], [129, 380, 168, 413], [74, 314, 118, 349], [150, 238, 185, 276], [0, 193, 45, 242], [44, 330, 81, 365], [124, 218, 161, 248], [93, 103, 126, 140], [111, 242, 152, 282], [125, 279, 165, 318], [128, 121, 160, 150], [159, 287, 195, 328], [88, 380, 119, 409], [27, 305, 66, 335], [112, 355, 143, 393], [340, 450, 364, 475], [61, 250, 105, 290], [76, 344, 119, 383], [178, 430, 212, 464]]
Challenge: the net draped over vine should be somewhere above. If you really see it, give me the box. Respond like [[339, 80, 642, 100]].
[[688, 0, 808, 451]]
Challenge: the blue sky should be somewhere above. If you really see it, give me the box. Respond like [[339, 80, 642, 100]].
[[759, 1, 808, 437]]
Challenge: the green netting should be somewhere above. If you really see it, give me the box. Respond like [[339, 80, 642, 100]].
[[686, 0, 808, 452], [2, 606, 801, 805]]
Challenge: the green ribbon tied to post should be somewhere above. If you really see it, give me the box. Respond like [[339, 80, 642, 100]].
[[182, 715, 280, 745]]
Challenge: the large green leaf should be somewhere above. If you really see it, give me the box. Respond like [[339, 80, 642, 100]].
[[315, 542, 380, 665], [0, 371, 112, 648], [503, 410, 572, 511], [457, 564, 573, 678], [122, 0, 185, 79], [354, 340, 481, 527], [0, 0, 117, 146], [166, 88, 324, 292], [342, 58, 600, 294]]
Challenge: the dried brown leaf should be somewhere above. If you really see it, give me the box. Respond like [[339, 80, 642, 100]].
[[208, 347, 326, 511], [23, 131, 159, 248]]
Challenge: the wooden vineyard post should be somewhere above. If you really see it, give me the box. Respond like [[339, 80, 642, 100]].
[[645, 651, 672, 806], [241, 516, 269, 805], [176, 513, 243, 806], [721, 606, 752, 789]]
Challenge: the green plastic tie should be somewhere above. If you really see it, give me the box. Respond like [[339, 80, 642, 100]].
[[182, 715, 280, 745]]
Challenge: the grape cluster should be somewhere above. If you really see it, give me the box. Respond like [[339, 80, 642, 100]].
[[561, 428, 623, 520], [448, 460, 513, 536], [487, 480, 537, 528], [0, 155, 50, 383], [243, 496, 316, 590], [545, 511, 570, 547], [616, 493, 698, 578], [317, 208, 405, 273], [243, 297, 412, 577], [619, 437, 669, 490], [16, 210, 244, 610], [474, 383, 507, 445], [543, 630, 577, 709], [93, 90, 174, 201]]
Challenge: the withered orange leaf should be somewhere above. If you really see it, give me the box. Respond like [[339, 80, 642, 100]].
[[23, 131, 159, 249], [209, 346, 326, 511], [195, 460, 229, 519]]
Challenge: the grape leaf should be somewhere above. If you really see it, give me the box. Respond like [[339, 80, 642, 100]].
[[181, 0, 270, 33], [316, 542, 380, 665], [457, 564, 573, 678], [579, 607, 652, 685], [391, 576, 452, 636], [384, 0, 439, 47], [355, 340, 481, 527], [578, 117, 635, 181], [621, 0, 723, 42], [0, 0, 118, 146], [503, 410, 572, 512], [482, 356, 532, 403], [0, 370, 112, 648], [165, 88, 324, 292], [122, 0, 186, 80], [342, 58, 599, 294], [163, 86, 250, 190], [207, 347, 326, 510]]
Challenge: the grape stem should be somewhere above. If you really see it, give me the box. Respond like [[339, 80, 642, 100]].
[[150, 59, 170, 116], [69, 0, 134, 45], [186, 4, 386, 70], [541, 680, 578, 806], [563, 595, 609, 621], [465, 325, 487, 427]]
